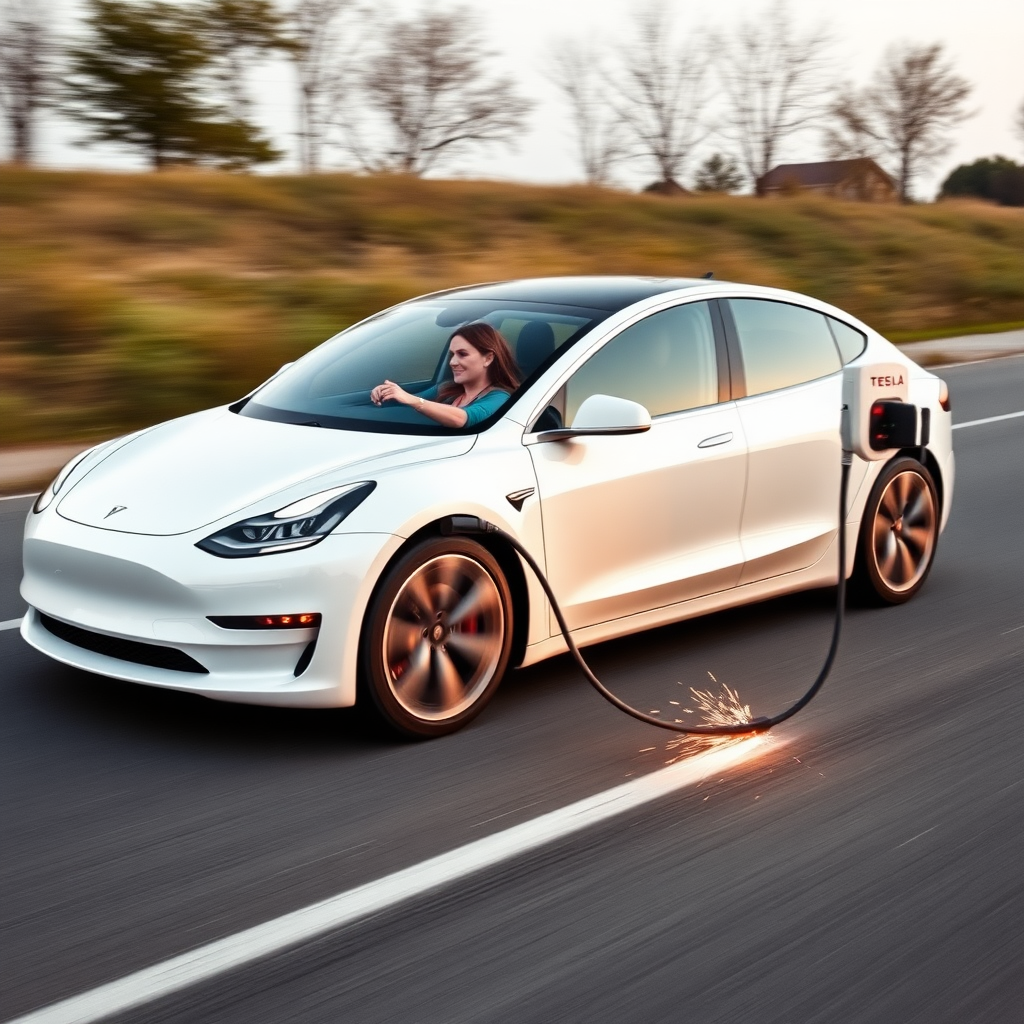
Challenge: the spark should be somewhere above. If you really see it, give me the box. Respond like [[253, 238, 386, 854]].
[[663, 672, 755, 764]]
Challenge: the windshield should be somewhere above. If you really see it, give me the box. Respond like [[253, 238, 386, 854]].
[[236, 298, 608, 434]]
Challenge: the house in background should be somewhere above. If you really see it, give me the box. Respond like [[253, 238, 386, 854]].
[[757, 158, 896, 201]]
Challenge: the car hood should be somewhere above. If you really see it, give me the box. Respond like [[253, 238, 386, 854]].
[[56, 408, 474, 536]]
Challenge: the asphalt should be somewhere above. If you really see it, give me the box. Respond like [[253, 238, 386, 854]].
[[2, 354, 1024, 1023]]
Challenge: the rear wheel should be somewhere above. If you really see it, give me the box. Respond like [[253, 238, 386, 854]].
[[853, 457, 939, 605], [361, 537, 513, 737]]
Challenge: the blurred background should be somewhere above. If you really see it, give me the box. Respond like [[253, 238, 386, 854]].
[[1, 0, 1023, 461]]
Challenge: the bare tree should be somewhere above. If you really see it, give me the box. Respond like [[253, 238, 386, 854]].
[[1015, 97, 1024, 154], [346, 7, 531, 176], [548, 37, 625, 186], [612, 2, 709, 188], [197, 0, 291, 124], [289, 0, 357, 173], [826, 43, 972, 202], [823, 91, 878, 160], [0, 0, 54, 164], [717, 0, 832, 189]]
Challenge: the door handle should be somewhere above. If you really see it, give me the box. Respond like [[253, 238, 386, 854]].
[[697, 431, 733, 449]]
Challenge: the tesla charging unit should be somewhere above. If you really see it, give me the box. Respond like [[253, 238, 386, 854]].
[[842, 361, 924, 460], [447, 358, 923, 738]]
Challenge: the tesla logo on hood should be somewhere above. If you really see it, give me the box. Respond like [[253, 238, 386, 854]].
[[104, 505, 127, 519]]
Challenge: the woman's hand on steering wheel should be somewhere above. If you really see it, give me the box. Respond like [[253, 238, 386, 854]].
[[371, 380, 415, 406]]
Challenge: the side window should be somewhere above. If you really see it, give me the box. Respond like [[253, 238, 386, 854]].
[[827, 316, 868, 364], [563, 302, 718, 424], [729, 299, 842, 396]]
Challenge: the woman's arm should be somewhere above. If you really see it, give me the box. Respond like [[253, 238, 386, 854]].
[[416, 398, 467, 428], [371, 380, 468, 427], [461, 390, 509, 427]]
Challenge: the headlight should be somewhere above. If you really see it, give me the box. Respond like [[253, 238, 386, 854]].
[[196, 481, 376, 558], [33, 448, 97, 514]]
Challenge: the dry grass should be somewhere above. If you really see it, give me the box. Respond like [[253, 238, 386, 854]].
[[2, 166, 1023, 446]]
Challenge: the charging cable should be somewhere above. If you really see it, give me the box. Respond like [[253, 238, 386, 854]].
[[444, 450, 853, 737]]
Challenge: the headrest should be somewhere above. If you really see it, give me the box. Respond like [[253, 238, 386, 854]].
[[516, 321, 556, 378]]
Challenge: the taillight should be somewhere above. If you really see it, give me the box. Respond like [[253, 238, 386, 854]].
[[938, 380, 951, 412]]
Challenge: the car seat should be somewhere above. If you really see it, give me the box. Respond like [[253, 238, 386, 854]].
[[516, 321, 556, 379]]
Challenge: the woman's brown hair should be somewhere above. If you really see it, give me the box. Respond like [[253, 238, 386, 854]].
[[437, 322, 521, 402]]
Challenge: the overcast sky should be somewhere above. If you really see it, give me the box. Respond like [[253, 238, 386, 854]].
[[33, 0, 1024, 198]]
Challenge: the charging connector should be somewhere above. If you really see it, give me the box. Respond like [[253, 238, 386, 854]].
[[842, 361, 924, 458]]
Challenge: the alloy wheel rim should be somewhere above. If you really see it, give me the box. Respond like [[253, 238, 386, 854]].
[[382, 554, 504, 721], [872, 470, 936, 593]]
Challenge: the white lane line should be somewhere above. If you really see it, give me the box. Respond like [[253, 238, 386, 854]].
[[894, 825, 938, 850], [0, 492, 37, 502], [953, 409, 1024, 430], [5, 737, 765, 1024], [1, 618, 24, 632]]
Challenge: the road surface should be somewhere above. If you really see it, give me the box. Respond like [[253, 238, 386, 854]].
[[2, 355, 1023, 1023]]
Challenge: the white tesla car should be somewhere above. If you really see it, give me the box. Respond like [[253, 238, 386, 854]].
[[21, 277, 954, 736]]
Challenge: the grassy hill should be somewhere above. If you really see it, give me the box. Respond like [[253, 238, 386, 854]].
[[2, 166, 1023, 447]]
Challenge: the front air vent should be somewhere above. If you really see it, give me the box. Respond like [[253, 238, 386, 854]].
[[39, 614, 209, 675], [294, 640, 317, 677]]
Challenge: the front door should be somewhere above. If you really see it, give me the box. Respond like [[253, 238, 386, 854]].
[[528, 301, 748, 632]]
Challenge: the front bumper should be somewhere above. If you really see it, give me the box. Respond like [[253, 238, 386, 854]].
[[20, 512, 400, 707]]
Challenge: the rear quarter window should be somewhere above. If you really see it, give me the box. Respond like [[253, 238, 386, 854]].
[[827, 317, 868, 364]]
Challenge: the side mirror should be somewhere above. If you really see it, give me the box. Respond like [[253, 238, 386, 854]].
[[536, 394, 651, 442]]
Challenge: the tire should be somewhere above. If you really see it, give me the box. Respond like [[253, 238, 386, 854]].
[[360, 536, 514, 738], [853, 456, 939, 605]]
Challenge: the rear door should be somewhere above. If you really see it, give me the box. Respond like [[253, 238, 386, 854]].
[[527, 300, 749, 632], [723, 298, 844, 585]]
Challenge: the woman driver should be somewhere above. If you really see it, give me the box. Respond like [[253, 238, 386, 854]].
[[370, 322, 521, 428]]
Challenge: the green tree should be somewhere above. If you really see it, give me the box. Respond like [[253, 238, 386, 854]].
[[65, 0, 278, 169], [693, 153, 745, 193], [940, 156, 1024, 207]]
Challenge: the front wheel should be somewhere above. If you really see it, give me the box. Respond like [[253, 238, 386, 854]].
[[853, 457, 939, 605], [361, 537, 513, 738]]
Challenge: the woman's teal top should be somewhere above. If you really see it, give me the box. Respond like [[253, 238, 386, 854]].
[[417, 386, 510, 428]]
